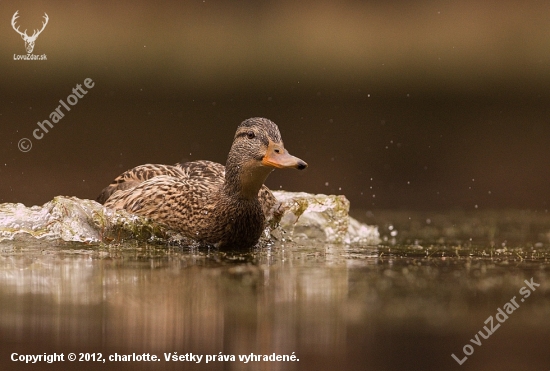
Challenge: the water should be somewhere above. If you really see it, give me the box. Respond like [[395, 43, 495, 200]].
[[1, 211, 549, 371]]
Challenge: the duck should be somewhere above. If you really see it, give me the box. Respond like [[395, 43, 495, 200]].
[[96, 117, 307, 249]]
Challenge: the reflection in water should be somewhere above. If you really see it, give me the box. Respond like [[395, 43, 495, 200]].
[[0, 238, 549, 370]]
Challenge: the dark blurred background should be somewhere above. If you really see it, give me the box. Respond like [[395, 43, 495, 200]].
[[1, 0, 549, 211]]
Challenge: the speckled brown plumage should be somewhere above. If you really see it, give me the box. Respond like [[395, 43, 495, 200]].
[[97, 118, 307, 249]]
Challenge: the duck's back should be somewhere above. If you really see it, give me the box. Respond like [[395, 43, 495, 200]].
[[96, 160, 224, 204]]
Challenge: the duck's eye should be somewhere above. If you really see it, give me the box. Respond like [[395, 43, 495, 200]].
[[246, 132, 255, 139]]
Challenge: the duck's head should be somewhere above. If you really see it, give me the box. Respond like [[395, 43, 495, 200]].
[[225, 117, 307, 199]]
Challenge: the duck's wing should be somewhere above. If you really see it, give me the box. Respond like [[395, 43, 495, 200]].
[[97, 161, 226, 205], [257, 186, 275, 218], [104, 175, 218, 236], [96, 164, 188, 204], [176, 160, 225, 185]]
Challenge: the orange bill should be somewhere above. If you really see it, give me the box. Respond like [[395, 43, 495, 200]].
[[261, 141, 308, 170]]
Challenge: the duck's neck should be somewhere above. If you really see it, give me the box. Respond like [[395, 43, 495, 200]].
[[224, 158, 273, 200]]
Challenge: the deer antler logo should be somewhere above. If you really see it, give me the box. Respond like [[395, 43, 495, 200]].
[[11, 11, 49, 54]]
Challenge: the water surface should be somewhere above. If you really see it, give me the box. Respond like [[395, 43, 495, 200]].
[[1, 211, 549, 371]]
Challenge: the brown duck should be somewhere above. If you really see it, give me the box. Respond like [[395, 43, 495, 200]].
[[97, 117, 307, 249]]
